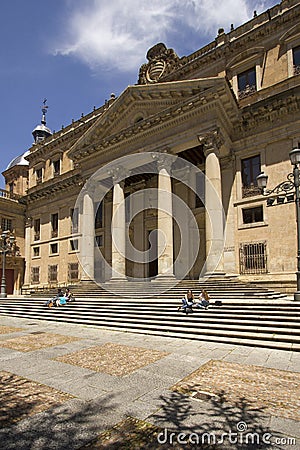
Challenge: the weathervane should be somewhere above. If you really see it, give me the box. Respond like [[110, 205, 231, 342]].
[[41, 98, 48, 125]]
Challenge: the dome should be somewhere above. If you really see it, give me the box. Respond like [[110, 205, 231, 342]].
[[6, 150, 30, 170], [32, 123, 52, 135]]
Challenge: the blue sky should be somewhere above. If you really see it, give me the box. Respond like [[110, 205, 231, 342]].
[[0, 0, 278, 187]]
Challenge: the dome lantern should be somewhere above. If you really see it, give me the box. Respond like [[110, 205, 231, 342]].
[[32, 99, 52, 143]]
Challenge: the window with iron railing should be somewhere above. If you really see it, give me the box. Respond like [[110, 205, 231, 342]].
[[36, 168, 43, 184], [48, 264, 58, 283], [293, 45, 300, 76], [239, 241, 267, 274], [51, 213, 58, 238], [68, 263, 79, 282], [53, 159, 60, 177], [238, 67, 257, 99], [31, 266, 40, 284], [241, 155, 261, 198], [34, 219, 40, 241]]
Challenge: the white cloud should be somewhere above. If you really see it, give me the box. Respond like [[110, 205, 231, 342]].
[[53, 0, 276, 73]]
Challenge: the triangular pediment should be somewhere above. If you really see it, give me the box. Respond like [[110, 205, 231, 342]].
[[68, 77, 238, 161]]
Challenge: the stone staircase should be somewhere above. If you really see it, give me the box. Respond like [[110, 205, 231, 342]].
[[24, 277, 287, 300], [0, 290, 299, 352]]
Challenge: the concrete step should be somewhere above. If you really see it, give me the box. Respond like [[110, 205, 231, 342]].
[[0, 298, 299, 351], [24, 277, 287, 300]]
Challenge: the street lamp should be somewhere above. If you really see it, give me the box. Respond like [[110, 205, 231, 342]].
[[257, 148, 300, 301], [0, 230, 15, 298]]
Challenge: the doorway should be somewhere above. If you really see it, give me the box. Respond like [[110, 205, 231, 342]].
[[0, 269, 14, 295], [147, 229, 158, 278]]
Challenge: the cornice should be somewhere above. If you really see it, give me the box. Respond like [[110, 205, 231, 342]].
[[236, 91, 300, 137], [27, 172, 83, 202], [161, 4, 300, 82]]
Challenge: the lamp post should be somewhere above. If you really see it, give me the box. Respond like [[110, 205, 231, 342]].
[[256, 148, 300, 301], [0, 230, 15, 298]]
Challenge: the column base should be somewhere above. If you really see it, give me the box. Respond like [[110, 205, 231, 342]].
[[109, 277, 128, 282], [203, 271, 226, 278], [152, 273, 176, 282], [294, 291, 300, 301]]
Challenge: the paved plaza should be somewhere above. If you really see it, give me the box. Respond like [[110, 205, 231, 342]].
[[0, 314, 299, 449]]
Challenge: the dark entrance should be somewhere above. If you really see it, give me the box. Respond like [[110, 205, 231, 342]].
[[0, 269, 14, 294], [147, 229, 158, 278]]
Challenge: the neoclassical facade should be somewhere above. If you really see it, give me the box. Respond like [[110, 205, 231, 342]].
[[2, 0, 300, 294]]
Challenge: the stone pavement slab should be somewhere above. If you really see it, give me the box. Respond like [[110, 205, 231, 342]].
[[0, 314, 299, 450]]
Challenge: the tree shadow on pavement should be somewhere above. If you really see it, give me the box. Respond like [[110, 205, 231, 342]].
[[0, 391, 118, 450], [151, 388, 275, 449]]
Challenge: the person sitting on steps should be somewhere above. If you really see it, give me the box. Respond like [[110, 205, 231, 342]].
[[64, 288, 75, 302], [178, 289, 195, 314], [196, 289, 210, 309]]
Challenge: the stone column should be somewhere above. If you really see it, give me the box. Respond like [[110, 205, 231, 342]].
[[199, 130, 225, 276], [155, 154, 175, 280], [110, 168, 127, 280], [23, 217, 32, 287], [80, 189, 95, 281]]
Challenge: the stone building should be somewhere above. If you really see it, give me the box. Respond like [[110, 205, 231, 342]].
[[0, 153, 27, 294], [2, 0, 300, 295]]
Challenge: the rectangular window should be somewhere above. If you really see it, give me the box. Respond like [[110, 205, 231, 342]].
[[239, 241, 267, 274], [242, 206, 263, 224], [95, 235, 103, 247], [1, 218, 12, 232], [68, 263, 79, 282], [33, 247, 40, 257], [31, 267, 40, 284], [293, 46, 300, 75], [53, 159, 60, 177], [71, 208, 79, 233], [70, 239, 78, 251], [36, 168, 42, 184], [34, 219, 40, 241], [48, 265, 58, 283], [95, 202, 103, 229], [50, 243, 58, 254], [241, 155, 261, 198], [195, 171, 205, 208], [51, 213, 58, 238], [238, 67, 257, 99]]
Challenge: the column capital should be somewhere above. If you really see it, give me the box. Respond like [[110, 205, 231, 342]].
[[152, 151, 175, 173], [108, 166, 130, 185], [25, 217, 32, 227], [198, 129, 224, 158]]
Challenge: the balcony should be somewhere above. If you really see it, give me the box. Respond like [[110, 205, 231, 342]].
[[0, 188, 21, 201], [238, 84, 257, 100]]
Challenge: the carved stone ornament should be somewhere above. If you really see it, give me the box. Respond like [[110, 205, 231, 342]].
[[138, 43, 181, 85], [198, 129, 225, 156]]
